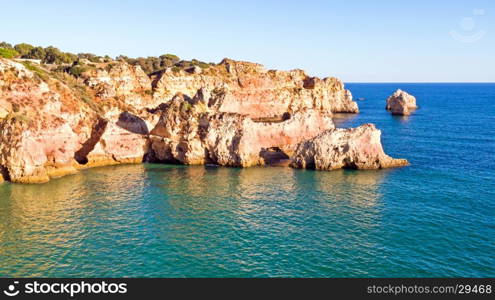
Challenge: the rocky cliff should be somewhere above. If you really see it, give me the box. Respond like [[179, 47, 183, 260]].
[[0, 56, 406, 183], [151, 59, 359, 118], [149, 94, 334, 167], [0, 58, 156, 183]]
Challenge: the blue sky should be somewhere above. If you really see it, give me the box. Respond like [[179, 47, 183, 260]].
[[1, 0, 493, 82]]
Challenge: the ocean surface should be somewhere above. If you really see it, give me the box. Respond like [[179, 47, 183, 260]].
[[0, 83, 493, 277]]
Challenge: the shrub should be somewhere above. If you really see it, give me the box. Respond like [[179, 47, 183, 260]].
[[191, 59, 210, 69], [24, 47, 46, 60], [43, 46, 77, 64], [161, 54, 180, 62], [21, 62, 49, 82], [68, 65, 90, 77], [103, 55, 112, 63], [78, 53, 102, 63], [0, 42, 13, 49], [180, 101, 192, 113], [0, 48, 19, 59]]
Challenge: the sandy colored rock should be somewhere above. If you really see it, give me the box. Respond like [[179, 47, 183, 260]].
[[0, 99, 11, 119], [83, 62, 153, 108], [290, 124, 409, 170], [0, 57, 409, 184], [151, 59, 358, 118], [386, 89, 417, 115], [0, 58, 156, 183], [149, 95, 334, 167]]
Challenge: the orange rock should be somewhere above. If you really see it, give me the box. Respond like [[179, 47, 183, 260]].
[[386, 89, 417, 116], [290, 124, 409, 170]]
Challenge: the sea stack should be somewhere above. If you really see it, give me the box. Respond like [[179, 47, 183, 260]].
[[290, 124, 409, 170], [386, 89, 417, 115]]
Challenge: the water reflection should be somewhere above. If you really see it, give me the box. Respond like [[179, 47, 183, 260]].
[[141, 165, 390, 276], [0, 164, 390, 277], [312, 169, 386, 208], [0, 164, 149, 277], [332, 113, 359, 128], [391, 115, 412, 124]]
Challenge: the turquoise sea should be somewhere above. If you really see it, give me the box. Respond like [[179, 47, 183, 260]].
[[0, 83, 493, 277]]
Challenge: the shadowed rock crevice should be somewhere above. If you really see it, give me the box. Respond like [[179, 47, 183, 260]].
[[0, 165, 11, 182], [0, 57, 410, 184], [116, 112, 149, 134], [260, 147, 290, 166], [74, 118, 109, 165], [251, 112, 291, 123]]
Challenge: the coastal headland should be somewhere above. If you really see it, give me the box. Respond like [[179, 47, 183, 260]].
[[0, 50, 407, 183]]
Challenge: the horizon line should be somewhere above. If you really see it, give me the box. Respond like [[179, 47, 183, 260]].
[[344, 82, 495, 84]]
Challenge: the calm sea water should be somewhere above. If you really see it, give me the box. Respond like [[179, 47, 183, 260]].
[[0, 83, 494, 277]]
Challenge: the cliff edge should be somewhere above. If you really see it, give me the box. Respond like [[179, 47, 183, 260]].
[[0, 57, 407, 183]]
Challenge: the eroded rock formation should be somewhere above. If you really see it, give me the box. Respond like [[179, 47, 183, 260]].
[[0, 58, 156, 183], [386, 89, 417, 115], [149, 94, 334, 167], [151, 59, 359, 118], [290, 124, 409, 170], [0, 56, 407, 184]]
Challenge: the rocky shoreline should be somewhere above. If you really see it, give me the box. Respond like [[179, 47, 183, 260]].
[[0, 57, 407, 183]]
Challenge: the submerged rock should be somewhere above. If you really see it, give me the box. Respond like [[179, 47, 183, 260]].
[[386, 89, 417, 115], [290, 124, 409, 170]]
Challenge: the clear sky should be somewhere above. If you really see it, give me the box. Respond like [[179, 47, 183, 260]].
[[1, 0, 493, 82]]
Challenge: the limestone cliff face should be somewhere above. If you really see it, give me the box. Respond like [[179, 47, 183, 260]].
[[0, 59, 90, 183], [149, 94, 334, 167], [0, 56, 407, 184], [82, 62, 154, 108], [151, 59, 358, 118], [290, 124, 409, 170], [386, 89, 417, 116], [0, 58, 155, 183]]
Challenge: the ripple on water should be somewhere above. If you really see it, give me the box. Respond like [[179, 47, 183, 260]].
[[0, 83, 494, 277]]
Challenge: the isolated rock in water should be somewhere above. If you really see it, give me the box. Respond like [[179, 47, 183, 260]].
[[290, 124, 409, 170], [386, 89, 417, 115]]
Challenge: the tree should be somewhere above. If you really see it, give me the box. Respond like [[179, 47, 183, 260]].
[[24, 47, 46, 60], [78, 53, 102, 63], [160, 54, 180, 63], [14, 43, 34, 56], [116, 55, 129, 61], [0, 42, 13, 49], [43, 46, 76, 64]]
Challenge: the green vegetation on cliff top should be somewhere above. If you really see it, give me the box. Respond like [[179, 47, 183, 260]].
[[0, 41, 212, 75]]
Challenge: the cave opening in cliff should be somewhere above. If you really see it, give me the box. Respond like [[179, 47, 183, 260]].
[[251, 112, 291, 123], [0, 166, 11, 182], [260, 147, 290, 166]]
